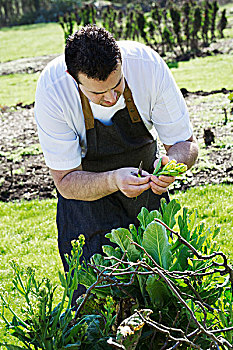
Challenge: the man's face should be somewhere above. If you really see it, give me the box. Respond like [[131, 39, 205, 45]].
[[78, 62, 125, 107]]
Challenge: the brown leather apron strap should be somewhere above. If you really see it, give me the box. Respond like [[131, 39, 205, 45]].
[[123, 80, 141, 123], [78, 79, 141, 131], [78, 86, 95, 130]]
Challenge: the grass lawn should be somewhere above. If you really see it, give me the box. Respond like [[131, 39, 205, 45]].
[[0, 23, 64, 63], [0, 16, 233, 105], [171, 54, 233, 91], [171, 184, 233, 258], [0, 198, 62, 346], [1, 52, 232, 106], [0, 72, 40, 106], [0, 184, 233, 345]]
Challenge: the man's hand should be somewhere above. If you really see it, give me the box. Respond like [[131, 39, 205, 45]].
[[114, 167, 151, 198], [150, 156, 175, 195]]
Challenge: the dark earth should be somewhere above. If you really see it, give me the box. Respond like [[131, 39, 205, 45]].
[[0, 46, 233, 201]]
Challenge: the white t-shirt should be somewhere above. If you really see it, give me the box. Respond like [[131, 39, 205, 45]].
[[34, 40, 193, 170]]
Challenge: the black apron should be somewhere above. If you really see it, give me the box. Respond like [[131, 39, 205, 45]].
[[57, 80, 169, 297]]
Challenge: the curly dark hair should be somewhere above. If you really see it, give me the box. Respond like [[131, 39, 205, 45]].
[[65, 25, 122, 83]]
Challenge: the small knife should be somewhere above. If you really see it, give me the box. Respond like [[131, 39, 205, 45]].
[[137, 161, 143, 177]]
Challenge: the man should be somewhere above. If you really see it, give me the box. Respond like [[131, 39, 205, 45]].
[[35, 25, 198, 291]]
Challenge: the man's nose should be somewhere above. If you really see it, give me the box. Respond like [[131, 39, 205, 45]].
[[104, 89, 117, 102]]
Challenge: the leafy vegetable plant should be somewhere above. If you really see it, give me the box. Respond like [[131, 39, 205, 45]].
[[78, 199, 233, 349], [1, 199, 233, 349], [0, 237, 113, 350]]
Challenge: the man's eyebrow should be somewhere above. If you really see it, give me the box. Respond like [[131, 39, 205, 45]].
[[90, 76, 123, 95]]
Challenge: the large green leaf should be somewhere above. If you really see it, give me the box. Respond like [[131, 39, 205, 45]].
[[161, 198, 181, 230], [142, 222, 172, 269], [106, 228, 140, 262], [137, 207, 150, 231], [178, 207, 189, 240], [79, 268, 96, 287], [146, 276, 171, 308], [137, 207, 162, 231], [80, 315, 104, 344]]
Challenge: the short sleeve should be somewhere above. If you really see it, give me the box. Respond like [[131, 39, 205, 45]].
[[34, 83, 82, 170], [151, 57, 193, 145]]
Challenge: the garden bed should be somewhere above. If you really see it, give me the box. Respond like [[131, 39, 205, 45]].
[[0, 51, 232, 201], [0, 90, 232, 202]]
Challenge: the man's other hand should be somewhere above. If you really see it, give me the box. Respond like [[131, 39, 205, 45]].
[[114, 167, 151, 198], [150, 155, 175, 195]]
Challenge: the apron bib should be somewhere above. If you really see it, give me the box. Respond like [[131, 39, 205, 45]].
[[57, 80, 169, 296]]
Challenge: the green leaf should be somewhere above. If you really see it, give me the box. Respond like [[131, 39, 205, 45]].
[[136, 273, 148, 302], [147, 210, 163, 224], [91, 253, 110, 268], [71, 268, 78, 290], [102, 245, 123, 264], [212, 225, 221, 239], [161, 198, 181, 230], [178, 208, 189, 240], [175, 246, 190, 271], [137, 207, 149, 230], [137, 207, 162, 231], [58, 271, 67, 288], [80, 315, 104, 343], [12, 280, 25, 296], [146, 276, 171, 308], [142, 221, 172, 269], [49, 302, 62, 326], [153, 157, 162, 175], [187, 209, 198, 232], [79, 267, 110, 298], [106, 228, 140, 262], [79, 269, 97, 289], [129, 224, 140, 244]]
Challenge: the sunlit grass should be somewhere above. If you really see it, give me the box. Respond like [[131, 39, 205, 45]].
[[0, 198, 62, 345], [0, 198, 60, 279], [171, 184, 233, 258], [0, 72, 40, 106], [171, 54, 233, 91], [0, 23, 64, 63]]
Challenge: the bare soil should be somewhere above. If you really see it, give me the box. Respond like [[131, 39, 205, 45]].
[[0, 54, 233, 202]]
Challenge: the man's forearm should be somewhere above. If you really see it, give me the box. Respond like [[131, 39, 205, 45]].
[[53, 169, 118, 201], [166, 139, 199, 169], [50, 166, 151, 201]]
